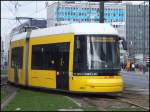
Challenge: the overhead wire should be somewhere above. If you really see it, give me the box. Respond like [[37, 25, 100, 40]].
[[2, 2, 17, 28], [27, 5, 47, 17], [3, 1, 50, 21], [13, 1, 34, 8], [2, 1, 53, 37], [3, 2, 16, 17], [2, 1, 22, 37], [3, 1, 22, 26]]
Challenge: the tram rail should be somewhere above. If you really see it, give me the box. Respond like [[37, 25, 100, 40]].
[[69, 92, 149, 111]]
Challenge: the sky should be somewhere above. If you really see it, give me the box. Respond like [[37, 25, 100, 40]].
[[1, 1, 144, 42]]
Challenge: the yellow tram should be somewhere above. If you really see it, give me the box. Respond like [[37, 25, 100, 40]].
[[8, 23, 126, 93]]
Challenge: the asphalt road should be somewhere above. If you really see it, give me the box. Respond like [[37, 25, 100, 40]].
[[121, 71, 149, 89], [121, 71, 149, 95]]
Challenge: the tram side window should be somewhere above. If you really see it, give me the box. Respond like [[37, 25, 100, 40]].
[[31, 43, 70, 70], [11, 47, 23, 68], [31, 44, 57, 70], [31, 46, 44, 69]]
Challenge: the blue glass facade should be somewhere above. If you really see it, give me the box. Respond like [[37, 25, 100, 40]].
[[55, 7, 126, 23]]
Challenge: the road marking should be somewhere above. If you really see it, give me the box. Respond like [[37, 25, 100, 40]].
[[58, 109, 83, 111]]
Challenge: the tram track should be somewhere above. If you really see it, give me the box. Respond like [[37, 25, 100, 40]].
[[1, 75, 7, 82], [1, 76, 8, 86], [116, 97, 149, 111], [69, 93, 149, 111], [1, 76, 18, 110]]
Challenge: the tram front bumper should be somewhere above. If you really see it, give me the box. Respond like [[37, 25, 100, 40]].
[[70, 76, 124, 93]]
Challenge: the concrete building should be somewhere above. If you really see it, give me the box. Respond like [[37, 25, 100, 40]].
[[47, 1, 126, 38], [126, 2, 149, 61]]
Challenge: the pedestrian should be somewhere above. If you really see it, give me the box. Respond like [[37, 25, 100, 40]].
[[143, 65, 146, 74], [124, 63, 127, 71], [131, 63, 135, 71], [135, 64, 138, 72], [120, 62, 124, 70]]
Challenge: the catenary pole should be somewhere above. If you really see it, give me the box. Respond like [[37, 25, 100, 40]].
[[100, 1, 104, 23]]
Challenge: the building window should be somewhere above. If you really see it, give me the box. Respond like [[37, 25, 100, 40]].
[[11, 47, 23, 68]]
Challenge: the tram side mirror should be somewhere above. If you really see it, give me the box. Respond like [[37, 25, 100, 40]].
[[119, 37, 127, 50]]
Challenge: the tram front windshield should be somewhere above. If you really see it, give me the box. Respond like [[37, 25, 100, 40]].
[[73, 35, 120, 74]]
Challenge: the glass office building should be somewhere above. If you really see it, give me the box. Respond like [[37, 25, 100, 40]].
[[47, 2, 126, 30]]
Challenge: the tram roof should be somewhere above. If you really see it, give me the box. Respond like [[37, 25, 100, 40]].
[[11, 23, 118, 41]]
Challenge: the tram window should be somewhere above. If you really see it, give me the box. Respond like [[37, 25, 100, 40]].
[[31, 46, 44, 69], [11, 47, 23, 68], [74, 36, 87, 72], [56, 43, 70, 71], [31, 43, 70, 70], [32, 44, 56, 70]]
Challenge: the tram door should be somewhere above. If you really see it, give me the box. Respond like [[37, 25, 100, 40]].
[[56, 43, 70, 90], [14, 57, 19, 84], [12, 47, 23, 84]]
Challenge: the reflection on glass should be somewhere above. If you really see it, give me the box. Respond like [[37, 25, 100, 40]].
[[87, 36, 120, 70], [74, 35, 120, 73]]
